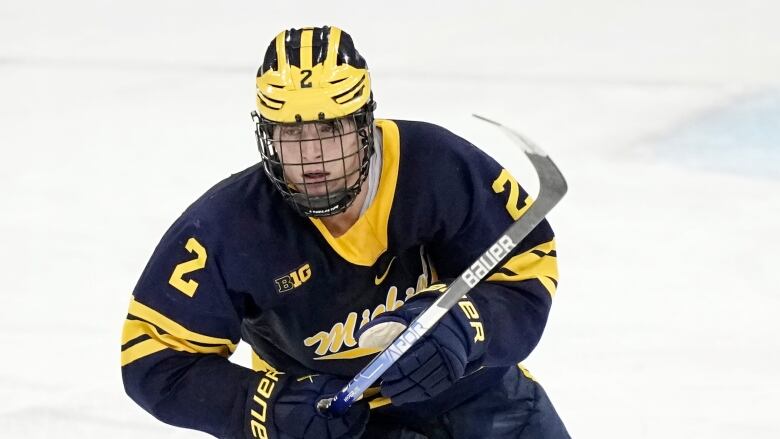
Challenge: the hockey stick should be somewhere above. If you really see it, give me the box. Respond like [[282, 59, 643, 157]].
[[317, 115, 568, 416]]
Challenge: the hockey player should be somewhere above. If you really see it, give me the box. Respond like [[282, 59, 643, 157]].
[[121, 26, 570, 438]]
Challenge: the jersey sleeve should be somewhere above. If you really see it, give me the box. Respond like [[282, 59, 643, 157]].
[[121, 213, 258, 438], [425, 130, 559, 368]]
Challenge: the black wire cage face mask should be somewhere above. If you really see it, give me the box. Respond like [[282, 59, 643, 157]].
[[252, 107, 375, 217]]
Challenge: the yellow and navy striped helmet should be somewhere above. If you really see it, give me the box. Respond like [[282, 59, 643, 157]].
[[252, 26, 377, 217], [256, 26, 373, 123]]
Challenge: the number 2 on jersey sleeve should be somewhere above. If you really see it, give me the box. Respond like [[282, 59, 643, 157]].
[[169, 237, 208, 297], [492, 168, 532, 220]]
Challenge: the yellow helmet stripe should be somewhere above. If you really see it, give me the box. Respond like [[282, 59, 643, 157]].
[[275, 30, 289, 78], [300, 28, 313, 70], [256, 26, 372, 122], [325, 26, 341, 68]]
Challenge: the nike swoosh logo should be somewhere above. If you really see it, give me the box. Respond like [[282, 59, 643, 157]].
[[374, 256, 396, 285]]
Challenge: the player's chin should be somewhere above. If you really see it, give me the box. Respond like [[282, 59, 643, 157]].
[[296, 182, 335, 197]]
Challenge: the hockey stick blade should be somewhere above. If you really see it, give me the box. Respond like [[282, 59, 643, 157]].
[[317, 116, 567, 417]]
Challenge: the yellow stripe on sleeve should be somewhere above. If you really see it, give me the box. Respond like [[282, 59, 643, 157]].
[[121, 338, 169, 367], [121, 298, 238, 366], [127, 298, 238, 349], [122, 318, 234, 358], [487, 240, 559, 296]]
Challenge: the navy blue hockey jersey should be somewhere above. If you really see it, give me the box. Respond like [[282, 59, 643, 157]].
[[121, 119, 559, 437]]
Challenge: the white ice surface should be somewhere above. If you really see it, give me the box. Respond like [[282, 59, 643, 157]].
[[1, 1, 779, 437]]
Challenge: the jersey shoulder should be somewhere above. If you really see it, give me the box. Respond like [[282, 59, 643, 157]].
[[379, 119, 509, 244], [177, 164, 264, 227], [160, 163, 287, 245], [386, 119, 504, 197], [390, 119, 501, 178]]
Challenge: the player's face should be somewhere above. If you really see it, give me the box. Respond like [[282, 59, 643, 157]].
[[274, 118, 364, 197]]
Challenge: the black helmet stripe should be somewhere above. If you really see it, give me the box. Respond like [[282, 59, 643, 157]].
[[256, 92, 284, 110], [331, 74, 366, 103], [336, 32, 366, 68], [284, 28, 302, 68], [311, 26, 330, 67], [259, 41, 277, 76], [259, 26, 367, 75]]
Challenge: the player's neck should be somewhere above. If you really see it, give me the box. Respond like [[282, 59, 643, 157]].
[[319, 181, 368, 237]]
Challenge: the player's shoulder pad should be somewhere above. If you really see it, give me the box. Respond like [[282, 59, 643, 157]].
[[389, 119, 501, 191], [153, 163, 271, 251]]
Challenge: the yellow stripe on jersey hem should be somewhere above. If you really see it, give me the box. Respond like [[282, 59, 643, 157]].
[[309, 119, 400, 266], [251, 350, 281, 374], [518, 363, 537, 381], [369, 396, 392, 410], [487, 240, 559, 296]]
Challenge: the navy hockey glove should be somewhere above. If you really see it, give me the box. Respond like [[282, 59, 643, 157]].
[[357, 283, 486, 405], [246, 371, 369, 439]]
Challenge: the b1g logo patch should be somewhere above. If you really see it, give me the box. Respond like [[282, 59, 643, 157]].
[[274, 263, 312, 293]]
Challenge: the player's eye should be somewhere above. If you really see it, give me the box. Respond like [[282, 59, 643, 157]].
[[316, 122, 336, 134], [281, 126, 302, 137]]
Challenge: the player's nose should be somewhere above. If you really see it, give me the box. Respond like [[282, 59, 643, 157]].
[[299, 137, 323, 161]]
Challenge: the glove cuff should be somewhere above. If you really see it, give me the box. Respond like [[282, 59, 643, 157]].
[[245, 371, 370, 439], [245, 369, 288, 439], [448, 294, 487, 365]]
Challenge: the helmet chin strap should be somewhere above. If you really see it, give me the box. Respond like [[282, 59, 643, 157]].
[[288, 190, 353, 216]]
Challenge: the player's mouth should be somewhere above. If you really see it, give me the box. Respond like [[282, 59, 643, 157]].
[[303, 171, 329, 182]]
